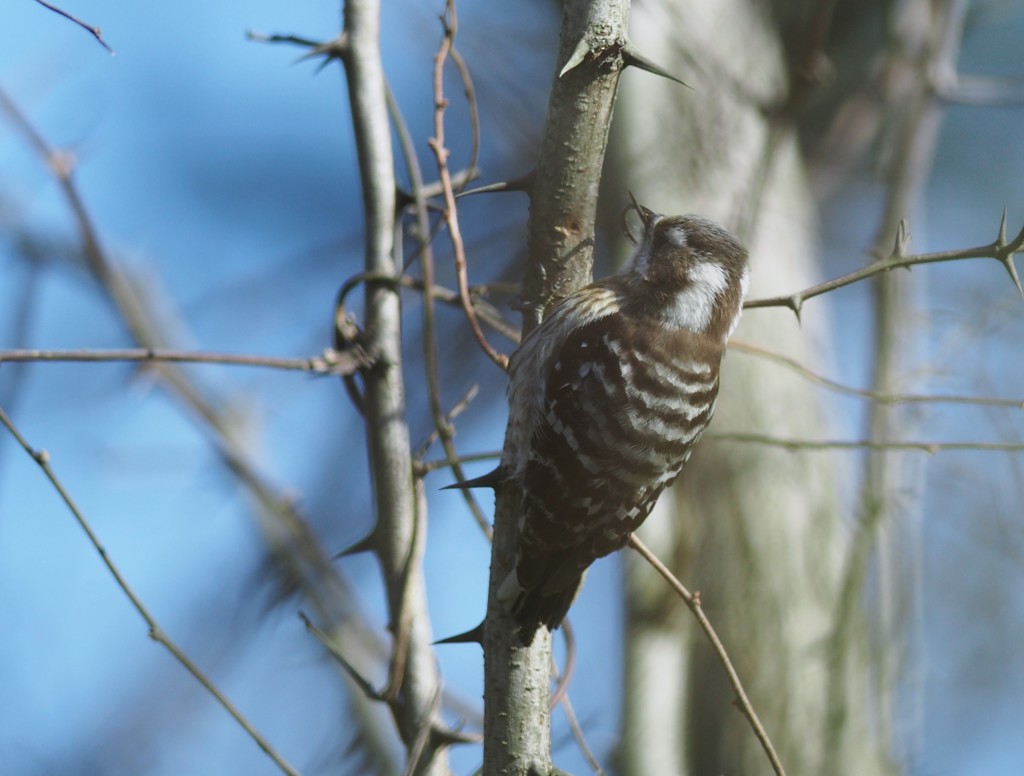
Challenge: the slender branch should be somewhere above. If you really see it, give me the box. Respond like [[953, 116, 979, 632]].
[[415, 383, 479, 458], [420, 450, 501, 474], [710, 432, 1024, 453], [300, 612, 387, 702], [744, 219, 1024, 317], [0, 347, 368, 374], [447, 46, 480, 194], [0, 258, 43, 450], [388, 77, 491, 538], [336, 268, 520, 342], [549, 621, 577, 711], [557, 696, 605, 775], [339, 0, 447, 771], [398, 276, 520, 342], [728, 341, 1024, 409], [427, 1, 508, 370], [2, 81, 364, 657], [627, 535, 786, 776], [246, 31, 323, 48], [33, 0, 113, 53], [549, 619, 605, 773], [0, 404, 299, 776]]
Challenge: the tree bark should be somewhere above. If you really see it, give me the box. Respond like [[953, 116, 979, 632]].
[[342, 1, 448, 772], [483, 1, 631, 773]]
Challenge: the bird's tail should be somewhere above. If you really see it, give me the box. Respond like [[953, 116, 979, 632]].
[[498, 570, 583, 645]]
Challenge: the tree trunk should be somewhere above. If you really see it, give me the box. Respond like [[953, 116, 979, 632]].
[[611, 1, 893, 773]]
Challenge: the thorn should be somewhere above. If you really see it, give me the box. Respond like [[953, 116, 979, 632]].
[[1011, 221, 1024, 252], [295, 34, 348, 67], [559, 36, 590, 78], [1002, 255, 1024, 298], [998, 208, 1009, 246], [789, 294, 804, 324], [891, 219, 910, 259], [457, 172, 533, 199], [441, 466, 505, 491], [395, 186, 415, 211], [622, 41, 690, 87], [300, 612, 386, 701], [435, 621, 484, 646], [433, 726, 482, 746], [331, 533, 376, 559]]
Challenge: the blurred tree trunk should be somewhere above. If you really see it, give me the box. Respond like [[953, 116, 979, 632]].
[[609, 1, 894, 773]]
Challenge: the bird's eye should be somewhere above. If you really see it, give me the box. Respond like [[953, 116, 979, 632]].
[[664, 226, 687, 248]]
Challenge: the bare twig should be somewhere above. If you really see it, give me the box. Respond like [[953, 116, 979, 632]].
[[427, 1, 508, 370], [33, 0, 113, 53], [336, 268, 520, 343], [549, 619, 577, 711], [246, 31, 323, 48], [0, 404, 299, 776], [548, 619, 605, 773], [627, 535, 786, 776], [387, 77, 491, 537], [447, 46, 480, 194], [420, 450, 501, 474], [398, 276, 520, 342], [2, 79, 363, 597], [0, 347, 369, 374], [557, 696, 605, 775], [729, 340, 1024, 409], [0, 258, 43, 447], [3, 61, 380, 771], [710, 432, 1024, 454]]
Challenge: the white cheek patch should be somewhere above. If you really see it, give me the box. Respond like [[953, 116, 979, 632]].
[[665, 262, 729, 333]]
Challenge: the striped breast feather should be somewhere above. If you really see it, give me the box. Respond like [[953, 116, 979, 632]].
[[523, 317, 721, 545]]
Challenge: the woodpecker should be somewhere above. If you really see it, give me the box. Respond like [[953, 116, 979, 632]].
[[499, 197, 750, 643]]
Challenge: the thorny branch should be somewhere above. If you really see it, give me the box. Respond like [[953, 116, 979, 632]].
[[333, 0, 449, 769], [744, 215, 1024, 318], [2, 71, 386, 775], [0, 405, 300, 776]]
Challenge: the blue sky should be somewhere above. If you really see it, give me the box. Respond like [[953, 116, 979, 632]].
[[2, 2, 1024, 775]]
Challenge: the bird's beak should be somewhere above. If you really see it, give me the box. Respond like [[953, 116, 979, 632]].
[[628, 191, 659, 228], [623, 192, 660, 246]]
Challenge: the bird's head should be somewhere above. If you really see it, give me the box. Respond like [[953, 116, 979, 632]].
[[621, 195, 749, 341]]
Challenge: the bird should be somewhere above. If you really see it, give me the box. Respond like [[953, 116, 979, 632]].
[[497, 196, 750, 644]]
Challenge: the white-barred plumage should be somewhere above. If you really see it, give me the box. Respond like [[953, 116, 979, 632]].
[[500, 199, 749, 643]]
